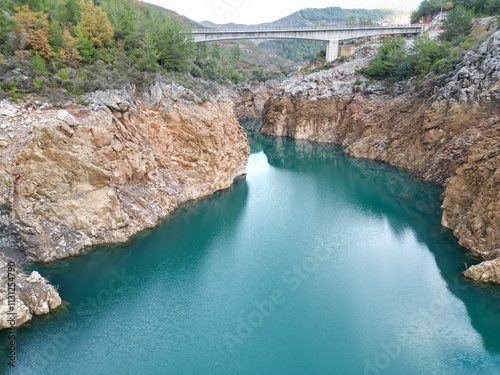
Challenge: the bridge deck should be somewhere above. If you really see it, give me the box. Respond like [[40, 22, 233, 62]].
[[190, 25, 426, 61]]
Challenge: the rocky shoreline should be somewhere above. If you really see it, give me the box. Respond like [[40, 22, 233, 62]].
[[261, 31, 500, 283], [0, 83, 250, 326], [1, 30, 499, 330], [0, 253, 61, 329]]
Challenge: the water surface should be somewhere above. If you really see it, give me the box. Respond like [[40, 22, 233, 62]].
[[3, 124, 500, 374]]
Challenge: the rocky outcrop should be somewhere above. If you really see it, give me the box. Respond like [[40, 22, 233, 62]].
[[261, 31, 500, 282], [0, 253, 61, 328], [463, 258, 500, 283], [0, 84, 249, 263], [232, 83, 277, 120]]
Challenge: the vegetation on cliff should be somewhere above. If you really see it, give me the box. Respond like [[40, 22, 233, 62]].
[[0, 0, 196, 100], [411, 0, 500, 23], [363, 3, 497, 82]]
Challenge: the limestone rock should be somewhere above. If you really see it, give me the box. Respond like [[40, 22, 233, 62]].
[[56, 110, 77, 126], [93, 91, 132, 113], [463, 258, 500, 283], [0, 100, 19, 117], [0, 254, 61, 328], [232, 83, 275, 120], [0, 86, 249, 263]]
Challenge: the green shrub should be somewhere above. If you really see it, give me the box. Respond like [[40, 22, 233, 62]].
[[34, 77, 44, 90], [1, 81, 19, 100], [60, 70, 70, 80], [460, 37, 475, 50], [431, 56, 461, 74], [1, 81, 16, 92], [354, 78, 362, 85], [361, 38, 406, 80], [253, 67, 266, 82], [32, 53, 49, 76]]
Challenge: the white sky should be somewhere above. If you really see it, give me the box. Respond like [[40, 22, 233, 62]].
[[145, 0, 422, 25]]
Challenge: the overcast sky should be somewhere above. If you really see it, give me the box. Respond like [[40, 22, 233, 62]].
[[145, 0, 422, 24]]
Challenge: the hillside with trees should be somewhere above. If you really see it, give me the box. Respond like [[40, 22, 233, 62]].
[[0, 0, 293, 101], [363, 1, 499, 82], [411, 0, 500, 23]]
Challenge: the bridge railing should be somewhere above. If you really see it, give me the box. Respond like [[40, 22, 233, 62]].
[[191, 24, 427, 33]]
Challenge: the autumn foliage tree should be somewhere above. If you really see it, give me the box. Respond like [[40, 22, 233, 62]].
[[14, 5, 54, 59], [78, 0, 113, 49], [59, 25, 81, 67]]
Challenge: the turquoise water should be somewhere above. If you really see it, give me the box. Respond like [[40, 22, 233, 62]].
[[3, 124, 500, 374]]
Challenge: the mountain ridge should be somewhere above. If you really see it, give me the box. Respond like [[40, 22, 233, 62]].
[[199, 6, 407, 29]]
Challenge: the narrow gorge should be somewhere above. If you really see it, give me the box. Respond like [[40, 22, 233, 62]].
[[260, 30, 500, 283]]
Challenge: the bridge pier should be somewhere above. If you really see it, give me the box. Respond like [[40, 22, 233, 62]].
[[326, 39, 339, 62]]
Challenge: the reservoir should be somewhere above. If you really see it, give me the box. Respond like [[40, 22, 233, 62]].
[[4, 123, 500, 374]]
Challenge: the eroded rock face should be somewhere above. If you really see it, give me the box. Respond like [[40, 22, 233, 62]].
[[0, 86, 249, 263], [0, 254, 61, 328], [441, 122, 500, 260], [232, 83, 276, 120], [261, 31, 500, 282]]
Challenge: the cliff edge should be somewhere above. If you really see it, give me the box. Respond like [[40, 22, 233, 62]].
[[0, 83, 250, 325]]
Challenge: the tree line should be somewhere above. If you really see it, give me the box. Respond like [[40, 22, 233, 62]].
[[0, 0, 194, 72], [0, 0, 270, 100], [363, 2, 497, 82], [411, 0, 500, 23]]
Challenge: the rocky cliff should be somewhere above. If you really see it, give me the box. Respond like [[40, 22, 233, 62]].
[[0, 83, 249, 263], [232, 83, 277, 120], [0, 82, 249, 325], [261, 31, 500, 283]]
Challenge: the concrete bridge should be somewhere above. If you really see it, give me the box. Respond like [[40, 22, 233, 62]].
[[191, 25, 426, 61]]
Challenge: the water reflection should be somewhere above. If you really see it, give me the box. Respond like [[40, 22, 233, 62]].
[[249, 122, 500, 355], [1, 178, 250, 371], [3, 120, 500, 374], [35, 176, 249, 306]]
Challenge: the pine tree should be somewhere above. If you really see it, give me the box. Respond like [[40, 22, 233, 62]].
[[32, 52, 48, 75], [102, 0, 136, 49], [485, 0, 500, 14], [230, 44, 241, 68], [49, 20, 63, 52], [76, 35, 95, 61], [62, 0, 80, 26], [441, 5, 473, 42], [0, 10, 15, 54]]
